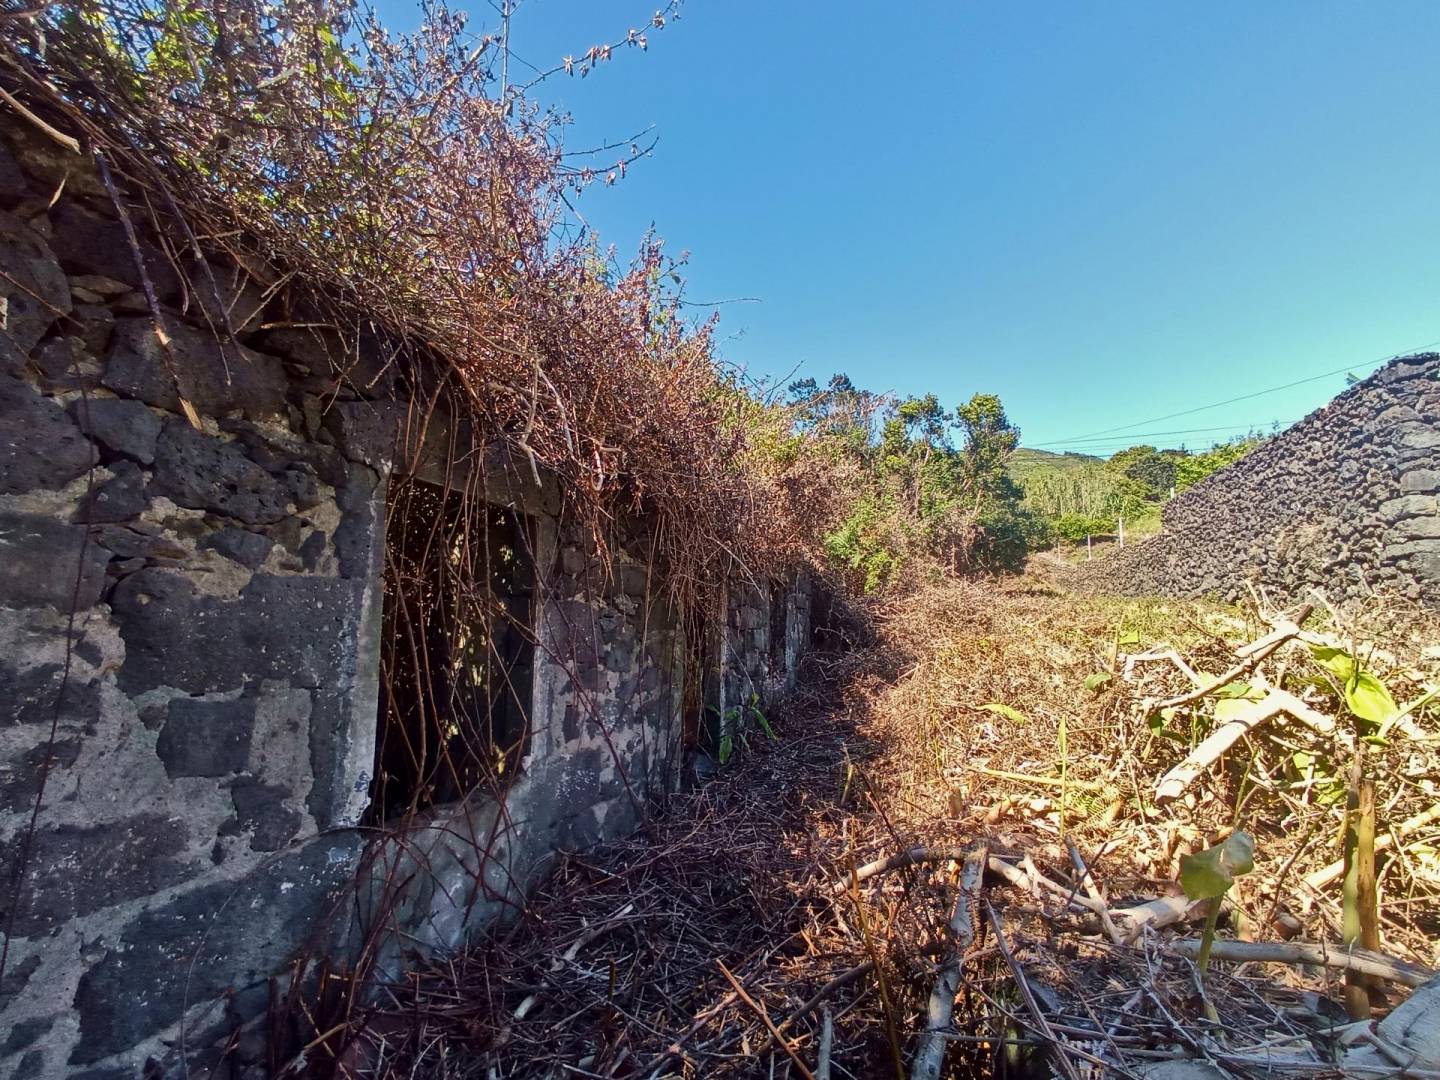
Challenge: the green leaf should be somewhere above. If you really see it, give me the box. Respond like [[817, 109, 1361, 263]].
[[1310, 645, 1359, 682], [753, 707, 778, 741], [1117, 630, 1141, 646], [978, 702, 1028, 724], [1212, 681, 1261, 700], [1309, 646, 1396, 725], [1344, 672, 1397, 726], [1179, 831, 1255, 901], [1084, 672, 1112, 692], [718, 734, 734, 765]]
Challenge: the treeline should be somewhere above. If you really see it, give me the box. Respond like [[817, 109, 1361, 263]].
[[776, 376, 1043, 592], [770, 375, 1263, 591], [1018, 439, 1261, 543]]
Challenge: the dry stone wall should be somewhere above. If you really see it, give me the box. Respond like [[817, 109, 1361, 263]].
[[0, 127, 811, 1079], [1079, 354, 1440, 607]]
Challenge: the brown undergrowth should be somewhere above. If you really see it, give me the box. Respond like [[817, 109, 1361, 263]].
[[312, 573, 1439, 1078]]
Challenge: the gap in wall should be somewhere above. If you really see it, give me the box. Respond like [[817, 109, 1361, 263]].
[[370, 476, 536, 822]]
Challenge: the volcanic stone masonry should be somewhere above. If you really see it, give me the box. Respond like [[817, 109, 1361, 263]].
[[1078, 352, 1440, 608], [0, 125, 811, 1079]]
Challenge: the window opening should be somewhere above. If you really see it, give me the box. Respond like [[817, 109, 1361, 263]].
[[768, 579, 788, 673], [370, 477, 535, 822]]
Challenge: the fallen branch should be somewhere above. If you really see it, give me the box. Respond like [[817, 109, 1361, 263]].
[[1154, 689, 1334, 803], [1066, 840, 1120, 945], [911, 845, 987, 1080], [1155, 607, 1313, 712], [986, 856, 1109, 917], [816, 1010, 834, 1080], [1109, 894, 1206, 944], [986, 904, 1085, 1080], [1164, 938, 1435, 988], [837, 847, 970, 893]]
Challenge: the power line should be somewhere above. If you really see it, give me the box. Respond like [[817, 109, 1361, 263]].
[[1039, 339, 1440, 446], [1028, 420, 1288, 451]]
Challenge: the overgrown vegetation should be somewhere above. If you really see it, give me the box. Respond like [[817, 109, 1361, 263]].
[[783, 376, 1047, 591], [1017, 434, 1265, 546]]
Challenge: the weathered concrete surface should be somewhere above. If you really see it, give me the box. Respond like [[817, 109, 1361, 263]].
[[0, 124, 815, 1078], [1077, 353, 1440, 608]]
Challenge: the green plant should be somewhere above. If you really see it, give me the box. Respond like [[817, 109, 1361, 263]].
[[1179, 831, 1254, 981], [709, 694, 778, 766]]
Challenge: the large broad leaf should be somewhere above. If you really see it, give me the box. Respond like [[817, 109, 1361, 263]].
[[1344, 672, 1397, 726], [978, 702, 1028, 724], [1179, 831, 1255, 901], [1309, 646, 1396, 725]]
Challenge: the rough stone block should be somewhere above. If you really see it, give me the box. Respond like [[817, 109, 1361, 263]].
[[103, 316, 287, 418], [156, 696, 255, 777], [47, 201, 180, 300], [0, 210, 69, 352], [69, 397, 162, 464], [75, 460, 148, 523], [229, 778, 303, 851], [0, 375, 98, 494], [30, 333, 103, 390], [0, 737, 81, 813], [69, 833, 365, 1066], [1392, 421, 1440, 451], [0, 511, 111, 610], [0, 660, 102, 728], [69, 302, 116, 355], [0, 815, 197, 937], [1396, 515, 1440, 541], [1401, 469, 1440, 494], [204, 526, 274, 569], [150, 420, 290, 524], [112, 568, 364, 695], [323, 399, 406, 469]]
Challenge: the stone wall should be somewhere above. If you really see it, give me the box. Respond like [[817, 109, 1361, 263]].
[[0, 128, 810, 1078], [1077, 354, 1440, 607]]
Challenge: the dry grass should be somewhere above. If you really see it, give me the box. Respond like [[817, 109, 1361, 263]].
[[291, 573, 1439, 1078]]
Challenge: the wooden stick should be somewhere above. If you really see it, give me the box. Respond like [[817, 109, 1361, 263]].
[[1066, 840, 1120, 945], [1163, 938, 1434, 988], [1156, 609, 1311, 711], [0, 84, 80, 153], [815, 1010, 834, 1080], [716, 960, 818, 1080], [1304, 803, 1440, 891], [837, 847, 970, 893], [986, 856, 1109, 917], [1154, 689, 1333, 804], [911, 846, 987, 1080]]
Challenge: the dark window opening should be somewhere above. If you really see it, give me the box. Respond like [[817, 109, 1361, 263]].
[[768, 580, 788, 672], [370, 477, 535, 822], [682, 611, 718, 755]]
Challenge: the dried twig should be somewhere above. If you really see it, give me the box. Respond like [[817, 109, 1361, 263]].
[[910, 845, 987, 1080], [1164, 938, 1435, 988]]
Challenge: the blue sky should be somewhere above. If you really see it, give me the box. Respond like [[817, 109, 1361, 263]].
[[374, 0, 1440, 455]]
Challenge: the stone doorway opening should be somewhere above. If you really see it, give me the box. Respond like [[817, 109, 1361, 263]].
[[370, 477, 536, 821]]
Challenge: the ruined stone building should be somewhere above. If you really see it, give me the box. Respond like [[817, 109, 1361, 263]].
[[0, 129, 813, 1077]]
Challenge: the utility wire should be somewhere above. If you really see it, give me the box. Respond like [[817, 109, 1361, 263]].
[[1029, 420, 1289, 451], [1040, 339, 1440, 446]]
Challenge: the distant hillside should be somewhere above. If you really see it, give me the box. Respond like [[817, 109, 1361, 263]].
[[1006, 448, 1103, 479]]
